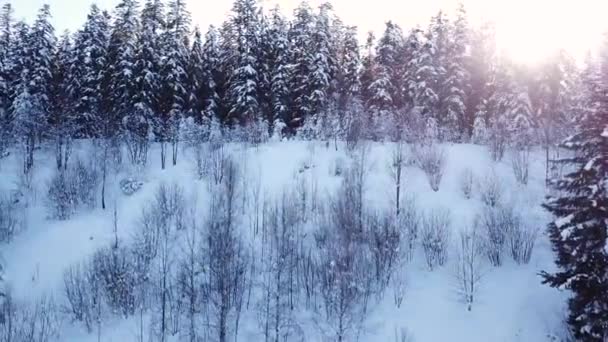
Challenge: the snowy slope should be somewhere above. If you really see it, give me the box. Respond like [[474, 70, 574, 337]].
[[0, 140, 568, 342]]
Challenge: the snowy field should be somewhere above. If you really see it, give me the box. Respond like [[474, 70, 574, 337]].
[[0, 140, 568, 342]]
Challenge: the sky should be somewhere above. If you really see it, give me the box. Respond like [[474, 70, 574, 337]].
[[6, 0, 608, 65]]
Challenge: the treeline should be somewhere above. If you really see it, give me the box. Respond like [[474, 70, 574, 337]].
[[0, 0, 588, 173]]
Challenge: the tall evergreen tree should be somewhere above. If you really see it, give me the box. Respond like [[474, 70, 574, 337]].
[[288, 1, 314, 130], [227, 0, 260, 125], [107, 0, 140, 137], [49, 31, 73, 169], [266, 6, 290, 130], [542, 40, 608, 340], [186, 26, 204, 121], [201, 26, 222, 123], [71, 5, 111, 137], [159, 0, 190, 167]]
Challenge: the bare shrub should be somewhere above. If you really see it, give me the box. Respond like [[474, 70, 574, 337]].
[[511, 148, 530, 185], [0, 194, 21, 243], [388, 141, 407, 215], [47, 158, 99, 220], [488, 121, 508, 162], [391, 267, 407, 309], [315, 207, 374, 342], [398, 197, 420, 262], [506, 221, 538, 265], [63, 262, 105, 333], [479, 170, 502, 207], [478, 204, 520, 267], [455, 228, 483, 311], [203, 156, 249, 342], [460, 168, 474, 200], [369, 209, 401, 289], [420, 209, 451, 270], [91, 245, 136, 317], [394, 326, 415, 342], [414, 144, 446, 192], [0, 293, 61, 342]]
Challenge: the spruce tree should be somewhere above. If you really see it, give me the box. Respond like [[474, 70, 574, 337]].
[[227, 0, 260, 126], [159, 0, 190, 167], [267, 6, 290, 131], [107, 0, 140, 137], [201, 26, 222, 123], [542, 47, 608, 340], [288, 2, 314, 130]]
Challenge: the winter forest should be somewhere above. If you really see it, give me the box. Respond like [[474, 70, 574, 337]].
[[0, 0, 606, 341]]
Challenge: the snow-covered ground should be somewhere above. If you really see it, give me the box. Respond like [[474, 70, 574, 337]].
[[0, 140, 568, 341]]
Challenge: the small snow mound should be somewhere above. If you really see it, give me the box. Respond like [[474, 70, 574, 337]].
[[119, 178, 144, 196]]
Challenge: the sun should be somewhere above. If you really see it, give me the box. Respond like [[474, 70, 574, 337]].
[[479, 0, 606, 65]]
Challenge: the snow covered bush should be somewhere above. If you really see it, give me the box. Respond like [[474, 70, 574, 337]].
[[0, 293, 61, 342], [488, 120, 508, 162], [455, 227, 483, 311], [421, 208, 451, 270], [506, 217, 538, 265], [63, 262, 104, 333], [414, 143, 446, 192], [394, 326, 415, 342], [47, 159, 99, 219], [91, 245, 137, 317], [460, 168, 474, 199], [478, 204, 520, 267], [369, 209, 401, 288], [479, 170, 502, 207], [510, 148, 530, 185], [0, 194, 20, 242], [398, 197, 420, 262]]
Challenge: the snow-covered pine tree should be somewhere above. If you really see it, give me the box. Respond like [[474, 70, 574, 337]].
[[413, 33, 440, 126], [159, 0, 191, 167], [128, 0, 165, 165], [335, 25, 361, 112], [107, 0, 140, 138], [49, 31, 74, 170], [201, 26, 222, 123], [0, 4, 14, 154], [288, 1, 314, 130], [267, 6, 290, 135], [308, 2, 334, 118], [375, 21, 405, 111], [360, 32, 376, 111], [466, 22, 496, 140], [186, 27, 204, 122], [12, 5, 55, 173], [72, 5, 111, 138], [542, 45, 608, 340], [227, 0, 260, 127], [442, 4, 470, 141]]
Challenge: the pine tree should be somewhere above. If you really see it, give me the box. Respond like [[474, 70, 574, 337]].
[[49, 31, 73, 169], [72, 5, 111, 137], [227, 0, 260, 126], [541, 45, 608, 339], [266, 6, 290, 132], [308, 3, 334, 117], [127, 0, 164, 165], [12, 5, 55, 172], [288, 2, 314, 130], [201, 26, 222, 123], [335, 25, 360, 111], [373, 21, 405, 112], [442, 4, 470, 140], [0, 4, 14, 152], [186, 26, 204, 121], [107, 0, 140, 137], [157, 0, 190, 167]]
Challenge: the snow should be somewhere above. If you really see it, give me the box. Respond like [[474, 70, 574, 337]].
[[0, 140, 566, 342]]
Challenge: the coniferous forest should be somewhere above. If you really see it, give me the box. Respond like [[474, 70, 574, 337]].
[[0, 0, 606, 341]]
